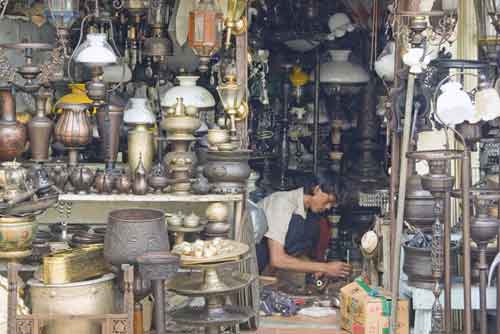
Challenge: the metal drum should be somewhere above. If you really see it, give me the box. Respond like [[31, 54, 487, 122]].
[[28, 274, 115, 334]]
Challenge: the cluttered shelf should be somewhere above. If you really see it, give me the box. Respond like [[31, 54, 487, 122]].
[[58, 193, 244, 203]]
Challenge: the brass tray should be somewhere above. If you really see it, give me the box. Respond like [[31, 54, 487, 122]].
[[42, 245, 109, 284], [173, 240, 249, 265]]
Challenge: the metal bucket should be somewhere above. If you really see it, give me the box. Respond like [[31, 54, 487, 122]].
[[28, 274, 115, 334]]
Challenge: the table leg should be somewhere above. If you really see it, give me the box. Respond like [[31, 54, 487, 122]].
[[234, 200, 244, 242]]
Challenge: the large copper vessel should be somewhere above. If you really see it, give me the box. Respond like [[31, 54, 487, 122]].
[[104, 208, 169, 266], [0, 88, 27, 161]]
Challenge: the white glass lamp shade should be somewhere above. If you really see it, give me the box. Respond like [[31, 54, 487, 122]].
[[375, 42, 396, 82], [160, 76, 216, 109], [476, 87, 500, 121], [124, 98, 156, 125], [216, 76, 244, 111], [442, 0, 458, 11], [45, 0, 80, 29], [74, 33, 118, 66], [315, 50, 369, 84], [436, 81, 475, 125], [328, 13, 355, 38]]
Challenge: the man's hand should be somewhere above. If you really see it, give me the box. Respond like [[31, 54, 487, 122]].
[[323, 261, 352, 278]]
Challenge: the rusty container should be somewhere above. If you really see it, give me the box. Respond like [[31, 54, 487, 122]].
[[0, 88, 27, 161]]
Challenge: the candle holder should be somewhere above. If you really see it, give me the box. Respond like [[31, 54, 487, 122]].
[[407, 149, 463, 334]]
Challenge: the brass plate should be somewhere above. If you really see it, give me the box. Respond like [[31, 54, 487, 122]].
[[173, 240, 249, 265]]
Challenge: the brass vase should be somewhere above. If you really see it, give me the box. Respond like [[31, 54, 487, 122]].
[[0, 88, 27, 161], [28, 90, 53, 162], [54, 107, 92, 165], [96, 106, 123, 169], [128, 124, 154, 173], [133, 156, 148, 195]]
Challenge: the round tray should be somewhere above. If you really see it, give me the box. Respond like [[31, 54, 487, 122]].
[[174, 240, 249, 265], [170, 305, 253, 326], [168, 271, 255, 296]]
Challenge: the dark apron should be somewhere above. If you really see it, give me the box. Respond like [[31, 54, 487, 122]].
[[256, 212, 320, 273]]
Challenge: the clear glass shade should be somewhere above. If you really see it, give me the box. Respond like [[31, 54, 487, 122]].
[[216, 76, 244, 111], [74, 33, 118, 66], [45, 0, 80, 29], [148, 0, 170, 27]]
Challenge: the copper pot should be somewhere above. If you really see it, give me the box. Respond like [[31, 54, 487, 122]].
[[49, 164, 69, 190], [94, 170, 115, 194], [28, 91, 53, 161], [70, 167, 95, 194], [0, 88, 27, 161], [116, 172, 132, 194]]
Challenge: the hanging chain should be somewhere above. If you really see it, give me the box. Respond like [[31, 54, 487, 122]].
[[430, 199, 445, 334]]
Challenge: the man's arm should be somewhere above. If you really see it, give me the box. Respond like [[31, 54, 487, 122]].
[[267, 239, 352, 278]]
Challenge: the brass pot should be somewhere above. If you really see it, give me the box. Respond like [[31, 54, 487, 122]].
[[94, 170, 115, 194], [161, 116, 201, 139], [202, 150, 251, 194], [0, 88, 27, 161], [28, 274, 115, 334], [133, 157, 148, 195], [49, 164, 69, 190], [128, 124, 154, 173], [205, 202, 229, 221], [207, 128, 230, 147], [0, 215, 36, 258]]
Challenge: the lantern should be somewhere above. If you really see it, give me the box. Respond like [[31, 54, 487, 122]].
[[217, 0, 247, 48], [217, 74, 245, 141], [188, 0, 223, 72], [45, 0, 80, 49]]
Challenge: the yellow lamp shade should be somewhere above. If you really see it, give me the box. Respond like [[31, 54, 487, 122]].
[[290, 66, 310, 88], [54, 84, 94, 114]]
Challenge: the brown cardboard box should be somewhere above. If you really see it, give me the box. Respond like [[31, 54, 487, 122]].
[[340, 278, 409, 334]]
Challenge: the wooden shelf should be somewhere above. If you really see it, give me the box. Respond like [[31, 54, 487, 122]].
[[59, 193, 244, 203]]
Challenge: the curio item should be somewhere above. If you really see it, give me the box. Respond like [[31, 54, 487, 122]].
[[133, 155, 148, 195], [0, 87, 27, 161], [69, 166, 95, 194], [116, 170, 132, 194], [28, 88, 53, 161]]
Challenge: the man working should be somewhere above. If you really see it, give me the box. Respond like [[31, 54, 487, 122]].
[[256, 180, 352, 278]]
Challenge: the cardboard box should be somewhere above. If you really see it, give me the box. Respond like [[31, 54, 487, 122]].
[[340, 278, 409, 334]]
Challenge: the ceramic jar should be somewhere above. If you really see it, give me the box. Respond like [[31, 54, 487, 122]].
[[0, 215, 36, 258], [104, 208, 169, 265]]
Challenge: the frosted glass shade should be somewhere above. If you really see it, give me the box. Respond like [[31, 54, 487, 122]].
[[161, 76, 216, 109], [316, 50, 369, 84], [74, 33, 118, 66], [124, 98, 156, 125], [436, 81, 475, 125], [476, 87, 500, 121]]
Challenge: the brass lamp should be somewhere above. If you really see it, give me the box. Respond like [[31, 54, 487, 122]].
[[217, 0, 247, 48], [475, 0, 500, 62], [216, 74, 245, 142], [188, 0, 224, 72]]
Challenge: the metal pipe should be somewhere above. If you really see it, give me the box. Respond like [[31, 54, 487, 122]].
[[444, 191, 452, 334], [462, 147, 472, 334], [153, 280, 166, 334], [479, 246, 488, 334], [313, 47, 320, 175], [390, 71, 416, 334], [497, 224, 500, 333], [278, 71, 291, 190]]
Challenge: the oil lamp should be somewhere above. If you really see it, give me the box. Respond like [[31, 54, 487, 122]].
[[217, 0, 247, 48], [475, 0, 500, 62], [216, 74, 245, 142], [188, 0, 223, 72], [45, 0, 80, 52], [144, 0, 174, 61]]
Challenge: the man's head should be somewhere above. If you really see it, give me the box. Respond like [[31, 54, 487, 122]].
[[303, 178, 337, 213]]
